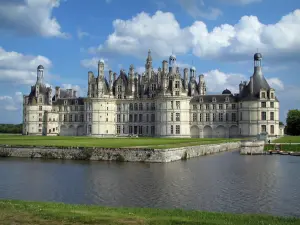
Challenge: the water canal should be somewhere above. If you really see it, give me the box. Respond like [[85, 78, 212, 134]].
[[0, 151, 299, 217]]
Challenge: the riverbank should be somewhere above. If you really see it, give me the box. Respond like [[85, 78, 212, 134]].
[[0, 200, 298, 225], [0, 141, 241, 162]]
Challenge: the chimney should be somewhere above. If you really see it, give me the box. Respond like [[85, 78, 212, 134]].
[[55, 86, 60, 99], [73, 90, 77, 98]]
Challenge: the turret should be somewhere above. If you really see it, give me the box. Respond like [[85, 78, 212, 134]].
[[145, 49, 152, 81], [98, 59, 105, 79], [109, 70, 113, 94], [199, 74, 206, 95], [184, 68, 189, 91], [190, 66, 196, 80], [129, 64, 135, 95], [55, 86, 60, 99], [162, 60, 168, 75], [169, 54, 176, 73]]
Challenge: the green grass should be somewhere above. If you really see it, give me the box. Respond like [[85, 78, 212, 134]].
[[273, 136, 300, 143], [0, 135, 241, 149], [264, 144, 300, 152], [0, 200, 299, 225]]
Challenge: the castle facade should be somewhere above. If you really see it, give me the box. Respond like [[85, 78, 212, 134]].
[[23, 51, 281, 138]]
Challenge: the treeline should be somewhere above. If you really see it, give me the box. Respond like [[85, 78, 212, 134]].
[[0, 124, 23, 134], [286, 109, 300, 136]]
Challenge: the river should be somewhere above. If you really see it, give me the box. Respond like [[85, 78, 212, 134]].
[[0, 151, 299, 217]]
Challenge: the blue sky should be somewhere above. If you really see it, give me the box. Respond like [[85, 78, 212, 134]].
[[0, 0, 299, 124]]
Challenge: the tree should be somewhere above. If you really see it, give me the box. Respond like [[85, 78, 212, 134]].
[[0, 124, 23, 134], [279, 121, 284, 126], [286, 109, 300, 136]]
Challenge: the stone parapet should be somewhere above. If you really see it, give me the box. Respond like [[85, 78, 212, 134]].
[[240, 140, 265, 155]]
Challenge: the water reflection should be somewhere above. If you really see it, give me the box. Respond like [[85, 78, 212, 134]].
[[0, 151, 300, 217]]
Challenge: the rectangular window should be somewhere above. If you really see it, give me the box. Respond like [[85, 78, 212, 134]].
[[261, 112, 266, 120], [199, 114, 203, 122], [232, 113, 236, 122], [270, 125, 274, 134], [134, 103, 138, 110], [171, 101, 173, 109], [151, 126, 155, 135], [170, 125, 173, 134], [226, 104, 228, 109], [117, 104, 121, 111], [271, 93, 274, 99], [39, 106, 42, 111], [232, 104, 236, 109], [134, 114, 138, 122], [206, 104, 209, 110], [270, 112, 274, 121], [270, 102, 274, 108], [117, 125, 121, 134], [117, 114, 121, 122], [151, 103, 155, 110], [139, 103, 143, 110], [175, 125, 180, 134], [80, 114, 84, 122], [240, 103, 243, 108], [139, 126, 143, 134], [213, 113, 216, 122], [129, 126, 133, 134], [261, 125, 267, 132], [63, 114, 67, 122], [226, 113, 229, 121], [146, 114, 149, 122], [193, 113, 197, 122], [171, 113, 173, 121], [213, 104, 216, 110], [151, 114, 155, 122], [219, 104, 223, 110], [175, 81, 180, 88], [206, 113, 209, 122], [139, 114, 143, 122], [261, 102, 266, 108], [262, 92, 266, 98], [146, 103, 149, 110], [117, 85, 122, 92], [176, 101, 180, 109], [219, 113, 223, 122], [88, 125, 92, 134], [123, 114, 125, 122], [176, 113, 180, 121], [199, 104, 202, 110], [69, 115, 73, 122], [75, 114, 78, 122], [193, 105, 197, 110], [240, 112, 243, 121], [89, 113, 92, 122]]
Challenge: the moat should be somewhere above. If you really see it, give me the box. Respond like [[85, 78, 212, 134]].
[[0, 151, 299, 217]]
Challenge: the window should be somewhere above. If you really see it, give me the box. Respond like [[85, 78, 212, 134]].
[[261, 125, 267, 132], [175, 125, 180, 134], [226, 104, 228, 109], [193, 105, 197, 110], [206, 113, 210, 122], [117, 104, 121, 111], [69, 115, 73, 122], [206, 104, 209, 110], [139, 114, 142, 122], [175, 81, 180, 88], [80, 114, 84, 122], [213, 104, 216, 110], [151, 84, 156, 91], [146, 114, 149, 122], [129, 103, 133, 110], [38, 129, 42, 132], [171, 113, 173, 121], [199, 104, 202, 110], [117, 85, 122, 92], [64, 106, 67, 111], [232, 104, 236, 109], [151, 114, 155, 122], [271, 93, 274, 99], [200, 114, 203, 122], [232, 113, 236, 122], [39, 97, 42, 103], [261, 112, 266, 120], [261, 102, 266, 108], [193, 113, 197, 122], [225, 97, 229, 102], [176, 101, 180, 109], [270, 125, 274, 134], [75, 114, 78, 122], [63, 114, 67, 122], [129, 126, 133, 134], [175, 91, 180, 96], [151, 126, 155, 135], [117, 114, 121, 122], [212, 97, 216, 102], [39, 106, 42, 111], [213, 113, 216, 122], [240, 103, 243, 108], [134, 114, 138, 122], [151, 103, 155, 110], [240, 112, 243, 121], [134, 103, 138, 110], [226, 113, 229, 121], [88, 125, 92, 134], [261, 92, 266, 98], [139, 126, 143, 134], [219, 104, 223, 110], [170, 125, 173, 134], [199, 98, 203, 103], [270, 102, 274, 108], [117, 125, 121, 134], [270, 112, 274, 121], [123, 114, 125, 122], [75, 106, 78, 111], [139, 103, 143, 110], [219, 113, 223, 122], [176, 113, 180, 121], [117, 94, 122, 99], [171, 101, 173, 109], [89, 113, 92, 122]]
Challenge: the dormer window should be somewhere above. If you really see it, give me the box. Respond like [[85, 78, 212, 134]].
[[117, 85, 122, 92], [261, 92, 266, 98], [175, 81, 180, 89], [225, 97, 229, 102], [270, 92, 274, 99], [75, 100, 78, 104], [64, 100, 67, 105], [212, 97, 216, 102], [199, 98, 203, 103]]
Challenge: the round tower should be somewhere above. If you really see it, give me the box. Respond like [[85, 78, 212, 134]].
[[36, 65, 44, 84]]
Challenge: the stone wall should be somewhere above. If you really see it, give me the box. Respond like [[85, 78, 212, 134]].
[[239, 140, 265, 155], [0, 142, 241, 163]]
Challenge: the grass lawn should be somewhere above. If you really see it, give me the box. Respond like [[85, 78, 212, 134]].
[[273, 136, 300, 143], [0, 135, 241, 149], [0, 200, 299, 225]]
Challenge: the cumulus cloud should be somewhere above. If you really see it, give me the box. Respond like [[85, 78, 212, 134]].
[[178, 0, 222, 20], [77, 28, 90, 40], [0, 47, 52, 85], [0, 92, 23, 111], [80, 57, 110, 71], [0, 0, 68, 38], [220, 0, 262, 5], [90, 10, 300, 63]]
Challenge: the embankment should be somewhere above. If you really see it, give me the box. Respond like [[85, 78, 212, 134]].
[[0, 142, 241, 162], [240, 140, 265, 155]]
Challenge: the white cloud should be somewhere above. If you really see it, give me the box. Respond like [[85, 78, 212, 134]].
[[0, 47, 52, 85], [80, 57, 109, 70], [91, 10, 300, 63], [0, 0, 68, 38], [105, 0, 112, 3], [178, 0, 222, 20], [266, 78, 284, 91], [77, 28, 90, 40], [220, 0, 262, 5], [0, 92, 23, 111]]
